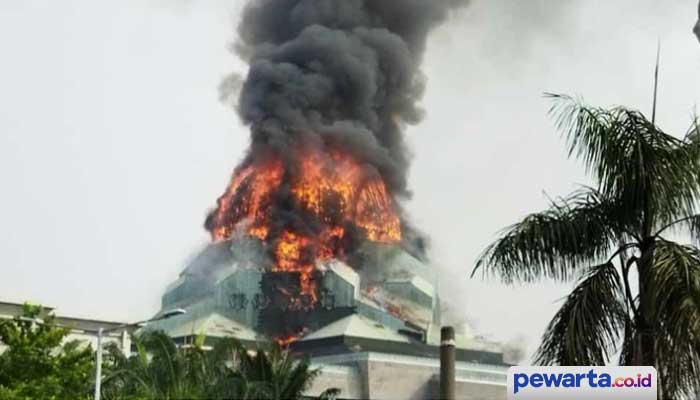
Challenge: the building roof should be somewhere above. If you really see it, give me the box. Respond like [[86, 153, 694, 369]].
[[324, 260, 360, 288], [0, 301, 54, 314], [301, 314, 411, 343], [164, 312, 258, 341], [0, 301, 128, 332], [385, 275, 435, 299], [293, 334, 507, 366]]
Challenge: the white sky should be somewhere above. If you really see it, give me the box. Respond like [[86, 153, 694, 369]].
[[1, 0, 699, 361]]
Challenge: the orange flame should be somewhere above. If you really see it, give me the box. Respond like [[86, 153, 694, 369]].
[[273, 230, 317, 306], [210, 160, 283, 241], [208, 147, 401, 320], [275, 331, 306, 347]]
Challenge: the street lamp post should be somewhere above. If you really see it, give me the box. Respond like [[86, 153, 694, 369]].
[[93, 308, 186, 400]]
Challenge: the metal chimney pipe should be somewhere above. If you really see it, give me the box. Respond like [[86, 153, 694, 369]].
[[440, 326, 456, 400]]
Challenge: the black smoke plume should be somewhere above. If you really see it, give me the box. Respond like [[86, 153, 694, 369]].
[[202, 2, 468, 340], [208, 0, 468, 261], [232, 0, 467, 196]]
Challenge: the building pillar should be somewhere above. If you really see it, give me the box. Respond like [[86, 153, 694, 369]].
[[121, 329, 131, 357]]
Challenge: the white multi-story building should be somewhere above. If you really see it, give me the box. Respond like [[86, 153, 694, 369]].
[[0, 301, 132, 355]]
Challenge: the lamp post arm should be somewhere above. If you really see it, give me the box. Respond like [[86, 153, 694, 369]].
[[102, 321, 146, 334], [93, 309, 185, 400]]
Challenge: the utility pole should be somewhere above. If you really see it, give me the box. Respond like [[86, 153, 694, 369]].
[[440, 326, 456, 400], [93, 308, 186, 400]]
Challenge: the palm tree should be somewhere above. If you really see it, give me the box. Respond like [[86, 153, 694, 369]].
[[472, 93, 700, 398], [101, 331, 211, 399], [226, 343, 339, 400], [100, 331, 338, 400]]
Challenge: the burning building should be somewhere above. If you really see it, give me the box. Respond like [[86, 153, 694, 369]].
[[148, 0, 508, 397], [152, 229, 508, 398], [158, 235, 439, 343]]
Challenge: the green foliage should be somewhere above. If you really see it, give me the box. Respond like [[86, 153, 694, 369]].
[[0, 303, 94, 400], [101, 331, 337, 400], [474, 187, 616, 283], [473, 95, 700, 399], [1, 304, 335, 400], [101, 331, 204, 400], [226, 343, 322, 400], [534, 262, 627, 365]]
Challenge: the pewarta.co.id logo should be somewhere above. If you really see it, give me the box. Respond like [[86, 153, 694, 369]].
[[507, 366, 657, 400]]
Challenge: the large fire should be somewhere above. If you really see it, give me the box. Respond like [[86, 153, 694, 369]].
[[206, 146, 402, 340]]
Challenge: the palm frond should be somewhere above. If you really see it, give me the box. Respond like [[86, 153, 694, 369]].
[[102, 331, 330, 400], [548, 94, 700, 234], [281, 359, 321, 399], [474, 188, 616, 283], [655, 213, 700, 246], [617, 318, 637, 366], [683, 114, 700, 142], [534, 262, 626, 365], [649, 240, 700, 398]]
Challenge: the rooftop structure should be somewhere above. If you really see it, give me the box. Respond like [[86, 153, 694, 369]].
[[146, 239, 509, 399], [149, 238, 498, 349]]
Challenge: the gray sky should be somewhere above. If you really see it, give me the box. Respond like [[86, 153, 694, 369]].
[[1, 0, 699, 361]]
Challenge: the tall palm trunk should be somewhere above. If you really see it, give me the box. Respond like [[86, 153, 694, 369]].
[[636, 165, 656, 367], [637, 239, 659, 396]]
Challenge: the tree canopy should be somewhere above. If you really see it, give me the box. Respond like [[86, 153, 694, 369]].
[[0, 304, 337, 400], [473, 94, 700, 399], [100, 331, 339, 400], [0, 303, 94, 400]]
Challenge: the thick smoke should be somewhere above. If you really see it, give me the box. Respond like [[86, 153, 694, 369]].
[[232, 0, 468, 196], [502, 335, 528, 365]]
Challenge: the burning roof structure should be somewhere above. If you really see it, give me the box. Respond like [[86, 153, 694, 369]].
[[155, 235, 441, 346]]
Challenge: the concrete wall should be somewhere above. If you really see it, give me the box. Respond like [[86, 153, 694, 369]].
[[364, 359, 436, 399], [307, 364, 364, 399], [310, 352, 507, 400], [429, 378, 508, 400]]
